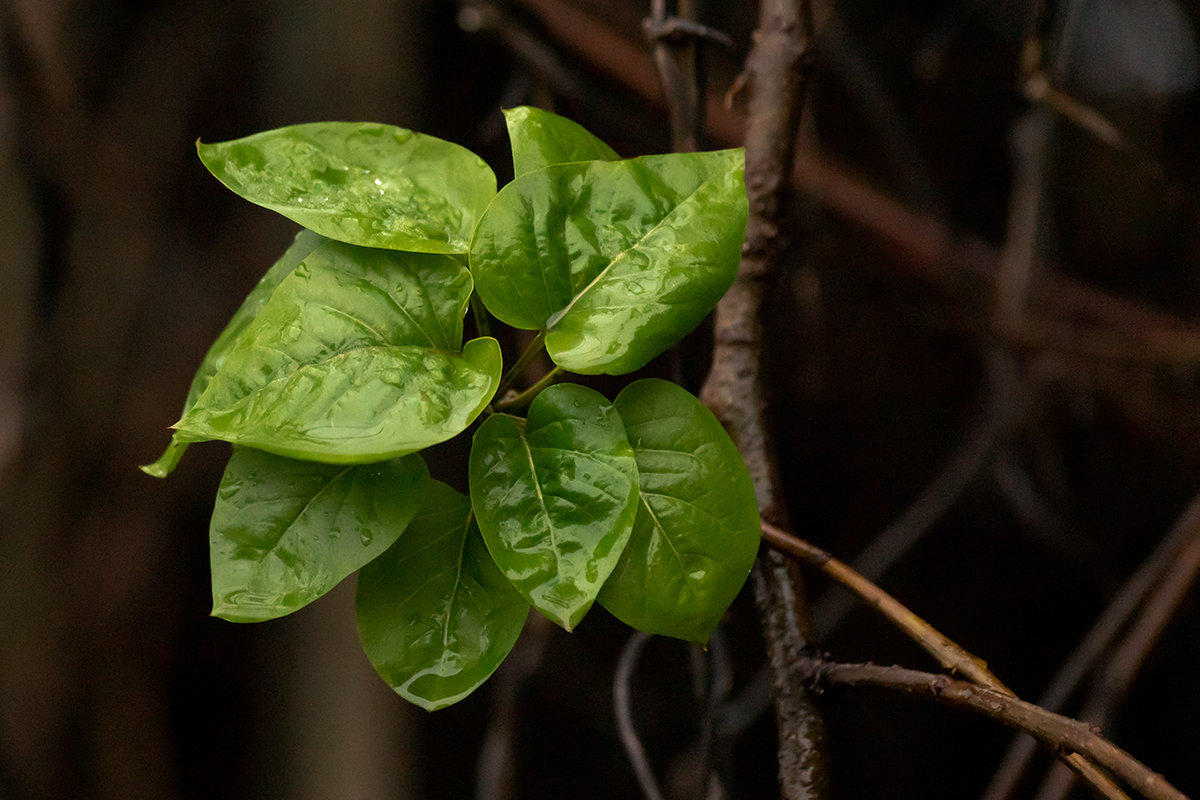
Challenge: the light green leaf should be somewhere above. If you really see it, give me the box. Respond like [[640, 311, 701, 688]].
[[210, 447, 428, 622], [469, 148, 747, 374], [198, 122, 496, 253], [178, 337, 501, 464], [599, 379, 760, 643], [142, 228, 324, 477], [356, 481, 529, 711], [469, 383, 639, 630], [504, 106, 619, 176], [174, 238, 498, 462]]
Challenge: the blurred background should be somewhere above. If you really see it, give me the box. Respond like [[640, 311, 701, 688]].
[[1, 0, 1199, 798]]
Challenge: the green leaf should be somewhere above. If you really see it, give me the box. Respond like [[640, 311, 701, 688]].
[[504, 106, 619, 176], [210, 447, 428, 622], [178, 337, 501, 464], [142, 228, 324, 477], [599, 379, 760, 643], [356, 481, 529, 711], [198, 122, 496, 253], [469, 383, 639, 630], [174, 237, 498, 462], [469, 148, 747, 375]]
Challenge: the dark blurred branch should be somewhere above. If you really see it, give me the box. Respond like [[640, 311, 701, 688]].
[[614, 631, 665, 800], [476, 613, 552, 800], [645, 0, 701, 152], [699, 1, 826, 797], [800, 659, 1187, 800]]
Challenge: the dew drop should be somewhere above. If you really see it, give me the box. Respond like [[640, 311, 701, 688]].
[[359, 530, 373, 547]]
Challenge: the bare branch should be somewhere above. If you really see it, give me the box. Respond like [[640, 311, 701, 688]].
[[801, 659, 1187, 800]]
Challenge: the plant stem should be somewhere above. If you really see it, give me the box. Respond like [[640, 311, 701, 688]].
[[496, 331, 545, 397], [470, 292, 492, 338], [492, 367, 562, 413]]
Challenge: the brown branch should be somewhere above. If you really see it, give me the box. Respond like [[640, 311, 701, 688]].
[[1033, 495, 1200, 800], [762, 523, 1129, 800], [983, 490, 1200, 800], [800, 659, 1189, 800], [698, 1, 826, 797]]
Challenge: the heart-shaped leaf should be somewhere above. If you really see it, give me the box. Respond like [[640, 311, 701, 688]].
[[504, 106, 619, 177], [198, 122, 496, 253], [469, 383, 638, 630], [142, 228, 325, 477], [599, 379, 760, 643], [469, 149, 747, 374], [356, 481, 529, 710], [210, 447, 428, 622], [175, 239, 499, 462]]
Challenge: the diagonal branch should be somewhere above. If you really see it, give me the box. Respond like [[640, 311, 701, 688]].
[[762, 523, 1129, 800], [800, 659, 1188, 800]]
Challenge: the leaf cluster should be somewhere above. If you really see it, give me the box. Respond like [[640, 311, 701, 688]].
[[145, 107, 757, 709]]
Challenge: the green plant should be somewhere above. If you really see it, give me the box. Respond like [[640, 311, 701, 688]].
[[144, 107, 756, 710]]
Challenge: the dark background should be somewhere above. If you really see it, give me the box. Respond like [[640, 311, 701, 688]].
[[2, 1, 1199, 798]]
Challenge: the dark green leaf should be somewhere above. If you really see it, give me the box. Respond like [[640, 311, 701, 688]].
[[356, 481, 529, 710], [198, 122, 496, 253], [469, 149, 747, 374], [599, 379, 760, 643], [142, 228, 324, 477], [174, 240, 500, 462], [469, 383, 638, 630], [210, 447, 428, 622], [504, 106, 619, 176]]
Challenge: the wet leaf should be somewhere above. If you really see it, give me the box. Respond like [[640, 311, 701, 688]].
[[356, 481, 529, 710], [504, 106, 619, 176], [469, 148, 746, 374], [210, 447, 428, 622], [599, 379, 760, 643], [469, 383, 638, 630], [198, 122, 496, 253], [142, 228, 324, 477], [178, 337, 501, 463], [175, 239, 499, 462]]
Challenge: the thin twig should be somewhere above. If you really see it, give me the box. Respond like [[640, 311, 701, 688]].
[[801, 659, 1188, 800], [494, 332, 545, 398], [982, 490, 1200, 800], [762, 523, 1129, 799], [615, 631, 665, 800], [763, 522, 1009, 691], [492, 367, 562, 413], [1033, 495, 1200, 800]]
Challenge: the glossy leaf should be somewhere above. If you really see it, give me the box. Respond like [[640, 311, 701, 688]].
[[469, 149, 747, 374], [469, 383, 638, 630], [356, 481, 529, 710], [504, 106, 618, 176], [175, 240, 496, 461], [210, 447, 428, 622], [178, 337, 501, 463], [142, 228, 324, 477], [198, 122, 496, 253], [599, 379, 760, 643]]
